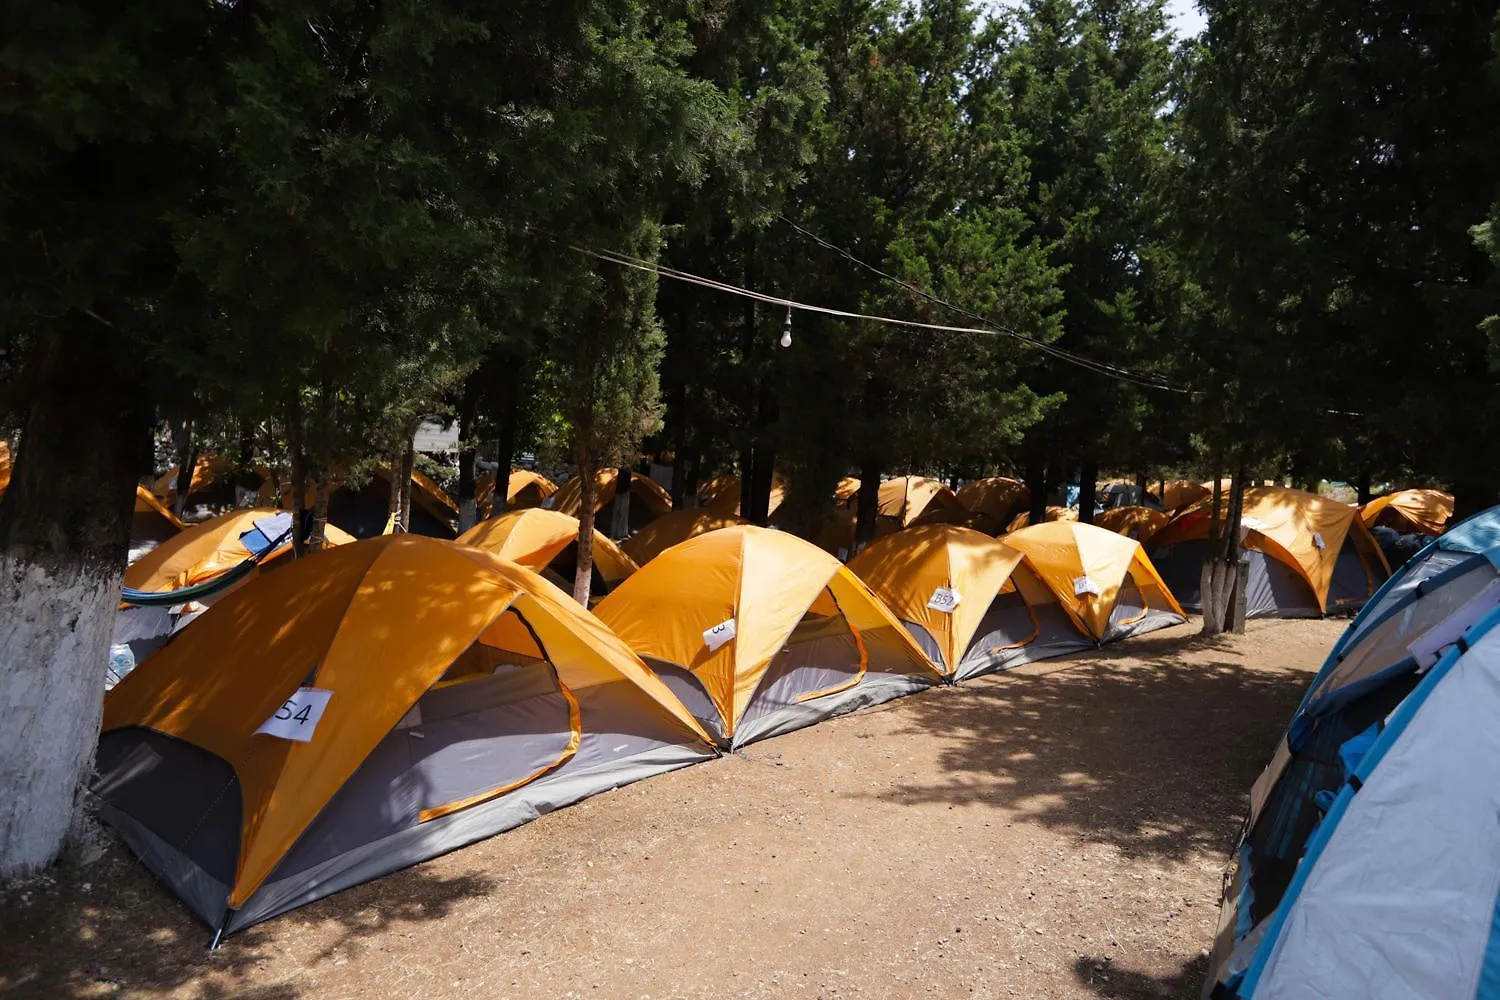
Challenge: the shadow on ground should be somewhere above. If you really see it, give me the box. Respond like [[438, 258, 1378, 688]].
[[873, 628, 1308, 862], [0, 839, 494, 1000], [1074, 953, 1209, 1000]]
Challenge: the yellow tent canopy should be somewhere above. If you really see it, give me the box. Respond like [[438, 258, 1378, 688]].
[[1153, 480, 1212, 512], [154, 454, 277, 508], [698, 472, 788, 517], [1006, 505, 1078, 532], [907, 504, 1004, 535], [457, 508, 638, 595], [98, 535, 714, 936], [621, 508, 746, 565], [1150, 486, 1390, 616], [878, 476, 965, 526], [1095, 505, 1171, 543], [813, 506, 900, 558], [132, 486, 186, 545], [956, 477, 1029, 527], [847, 525, 1092, 680], [1001, 521, 1186, 642], [124, 508, 353, 594], [550, 468, 672, 535], [595, 525, 942, 749], [1361, 489, 1453, 537], [833, 476, 862, 505], [476, 468, 558, 516]]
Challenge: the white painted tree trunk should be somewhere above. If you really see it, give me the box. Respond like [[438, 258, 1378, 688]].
[[0, 556, 116, 879]]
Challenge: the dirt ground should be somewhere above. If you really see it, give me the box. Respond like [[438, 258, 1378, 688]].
[[0, 618, 1343, 1000]]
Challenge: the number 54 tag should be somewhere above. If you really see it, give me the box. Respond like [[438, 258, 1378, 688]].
[[256, 688, 333, 742]]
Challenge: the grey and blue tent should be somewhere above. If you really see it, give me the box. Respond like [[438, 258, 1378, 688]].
[[1204, 506, 1500, 998]]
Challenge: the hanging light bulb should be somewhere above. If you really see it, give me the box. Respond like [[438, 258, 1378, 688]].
[[780, 305, 793, 348]]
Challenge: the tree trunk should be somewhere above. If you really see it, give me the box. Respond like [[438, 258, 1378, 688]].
[[308, 480, 332, 551], [171, 420, 196, 518], [1025, 450, 1047, 525], [1134, 471, 1148, 501], [669, 372, 690, 511], [387, 446, 404, 532], [746, 445, 776, 527], [286, 394, 309, 555], [1077, 457, 1098, 524], [1201, 462, 1246, 636], [608, 468, 632, 540], [397, 440, 416, 533], [1451, 480, 1497, 524], [1355, 471, 1373, 506], [855, 462, 883, 548], [573, 448, 597, 606], [490, 379, 520, 520], [456, 380, 480, 532], [0, 340, 151, 880]]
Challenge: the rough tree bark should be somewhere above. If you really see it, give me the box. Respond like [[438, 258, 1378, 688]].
[[1025, 450, 1048, 525], [1201, 463, 1246, 636], [855, 462, 883, 548], [608, 468, 632, 540], [0, 339, 152, 880], [170, 420, 197, 518], [1355, 471, 1373, 506], [489, 372, 521, 521], [1077, 457, 1099, 524], [456, 379, 480, 532], [286, 393, 309, 556], [573, 449, 598, 606], [308, 480, 332, 551], [396, 439, 416, 533], [387, 445, 404, 531]]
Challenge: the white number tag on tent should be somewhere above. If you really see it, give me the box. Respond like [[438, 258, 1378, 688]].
[[256, 688, 333, 742], [1073, 576, 1101, 597], [703, 617, 737, 652], [1312, 531, 1326, 549], [927, 587, 962, 613]]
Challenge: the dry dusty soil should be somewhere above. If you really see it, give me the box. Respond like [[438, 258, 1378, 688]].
[[0, 617, 1344, 1000]]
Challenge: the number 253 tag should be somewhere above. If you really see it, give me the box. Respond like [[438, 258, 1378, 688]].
[[256, 688, 333, 742]]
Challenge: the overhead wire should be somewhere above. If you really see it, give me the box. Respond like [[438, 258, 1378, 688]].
[[570, 240, 1188, 393], [774, 214, 1188, 393]]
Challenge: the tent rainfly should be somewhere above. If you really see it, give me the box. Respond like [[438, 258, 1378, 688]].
[[595, 526, 943, 749], [1150, 487, 1390, 618], [1001, 521, 1186, 642], [1360, 488, 1453, 537], [621, 508, 746, 565], [1204, 506, 1500, 999], [97, 535, 715, 938], [847, 525, 1092, 680], [457, 508, 637, 597], [956, 477, 1029, 528]]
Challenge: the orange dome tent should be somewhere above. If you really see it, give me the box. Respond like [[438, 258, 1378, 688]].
[[1001, 521, 1186, 642], [1095, 505, 1171, 543], [97, 535, 715, 937], [1153, 480, 1212, 512], [621, 508, 746, 565], [550, 468, 671, 536], [1150, 486, 1390, 617], [457, 508, 637, 597], [476, 468, 558, 516], [1006, 506, 1078, 532], [698, 473, 788, 517], [1360, 489, 1453, 537], [956, 477, 1029, 528], [154, 454, 278, 510], [878, 476, 965, 526], [847, 525, 1092, 680], [595, 526, 942, 748]]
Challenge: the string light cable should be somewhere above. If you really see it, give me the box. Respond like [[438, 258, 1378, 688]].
[[568, 239, 1188, 393]]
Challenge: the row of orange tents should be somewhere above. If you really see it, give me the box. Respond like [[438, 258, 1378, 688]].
[[101, 511, 1190, 938]]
